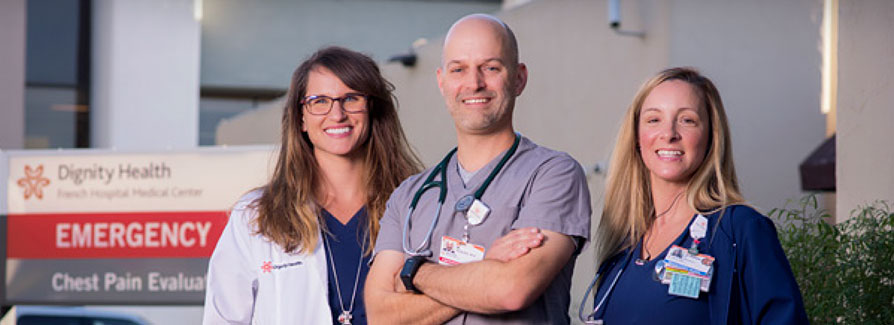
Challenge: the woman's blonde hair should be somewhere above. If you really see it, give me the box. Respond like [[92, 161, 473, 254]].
[[253, 47, 422, 255], [596, 67, 744, 263]]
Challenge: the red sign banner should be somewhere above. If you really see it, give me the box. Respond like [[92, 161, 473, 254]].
[[7, 211, 229, 259]]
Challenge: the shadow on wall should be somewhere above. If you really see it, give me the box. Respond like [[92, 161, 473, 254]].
[[215, 97, 286, 146]]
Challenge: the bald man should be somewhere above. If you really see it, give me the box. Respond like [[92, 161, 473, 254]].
[[365, 14, 591, 324]]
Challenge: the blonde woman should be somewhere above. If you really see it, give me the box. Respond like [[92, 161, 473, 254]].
[[581, 68, 807, 324], [204, 47, 422, 324]]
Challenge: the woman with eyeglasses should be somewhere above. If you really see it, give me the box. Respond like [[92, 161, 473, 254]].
[[203, 46, 422, 324], [581, 67, 808, 324]]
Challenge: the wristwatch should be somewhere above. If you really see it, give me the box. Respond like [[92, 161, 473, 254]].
[[400, 256, 427, 293]]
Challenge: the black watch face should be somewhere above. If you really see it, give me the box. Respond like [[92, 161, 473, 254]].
[[400, 257, 424, 293], [400, 257, 417, 277]]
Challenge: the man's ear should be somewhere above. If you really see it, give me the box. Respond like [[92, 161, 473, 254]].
[[514, 63, 528, 96], [436, 67, 446, 96]]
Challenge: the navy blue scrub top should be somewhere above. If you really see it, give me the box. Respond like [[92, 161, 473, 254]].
[[593, 215, 710, 324], [323, 208, 371, 325]]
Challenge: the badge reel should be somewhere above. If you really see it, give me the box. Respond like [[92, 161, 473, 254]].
[[455, 194, 490, 241], [436, 195, 491, 266]]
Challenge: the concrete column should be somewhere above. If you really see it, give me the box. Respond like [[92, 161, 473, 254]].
[[0, 0, 26, 150], [836, 0, 894, 221], [91, 0, 200, 150]]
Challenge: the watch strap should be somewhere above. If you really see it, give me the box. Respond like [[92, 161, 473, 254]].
[[400, 256, 427, 293]]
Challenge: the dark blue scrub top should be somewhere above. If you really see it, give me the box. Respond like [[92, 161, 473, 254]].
[[593, 215, 710, 324], [323, 208, 371, 325]]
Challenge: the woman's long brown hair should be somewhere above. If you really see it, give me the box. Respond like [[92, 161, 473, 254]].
[[253, 46, 422, 254]]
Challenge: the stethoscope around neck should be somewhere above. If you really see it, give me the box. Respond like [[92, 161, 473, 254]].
[[577, 248, 636, 324], [401, 134, 521, 257], [579, 215, 714, 324]]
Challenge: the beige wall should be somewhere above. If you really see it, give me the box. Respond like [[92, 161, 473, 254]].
[[836, 0, 894, 221], [216, 98, 285, 145], [667, 0, 827, 212]]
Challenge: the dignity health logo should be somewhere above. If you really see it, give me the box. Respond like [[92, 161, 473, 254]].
[[16, 165, 51, 200], [261, 260, 302, 273]]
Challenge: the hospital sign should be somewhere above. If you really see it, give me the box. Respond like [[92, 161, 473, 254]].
[[2, 147, 273, 305]]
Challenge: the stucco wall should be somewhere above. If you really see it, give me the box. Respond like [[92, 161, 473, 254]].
[[836, 0, 894, 221], [668, 0, 826, 212]]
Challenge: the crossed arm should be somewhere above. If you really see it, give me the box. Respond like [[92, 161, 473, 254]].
[[364, 228, 575, 324]]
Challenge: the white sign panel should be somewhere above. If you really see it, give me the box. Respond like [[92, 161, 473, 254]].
[[3, 147, 274, 304]]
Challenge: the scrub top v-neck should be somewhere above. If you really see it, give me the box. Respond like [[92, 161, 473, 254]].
[[323, 208, 371, 325], [594, 215, 710, 324]]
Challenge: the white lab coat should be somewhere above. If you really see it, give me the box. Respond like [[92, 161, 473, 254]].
[[203, 191, 332, 324]]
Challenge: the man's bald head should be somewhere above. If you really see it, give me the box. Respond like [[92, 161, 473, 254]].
[[442, 14, 519, 70], [436, 13, 527, 137]]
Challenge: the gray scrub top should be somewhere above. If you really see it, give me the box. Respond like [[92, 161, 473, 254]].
[[374, 136, 592, 324]]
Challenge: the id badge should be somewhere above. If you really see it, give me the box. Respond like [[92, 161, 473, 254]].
[[438, 235, 485, 266], [660, 245, 715, 297]]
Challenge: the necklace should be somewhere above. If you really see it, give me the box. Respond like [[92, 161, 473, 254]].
[[323, 230, 367, 325], [636, 191, 684, 265]]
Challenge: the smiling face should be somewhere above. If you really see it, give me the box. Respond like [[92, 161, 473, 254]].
[[301, 67, 370, 161], [638, 80, 710, 187], [437, 16, 527, 136]]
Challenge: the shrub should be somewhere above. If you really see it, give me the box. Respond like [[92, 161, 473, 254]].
[[770, 196, 894, 324]]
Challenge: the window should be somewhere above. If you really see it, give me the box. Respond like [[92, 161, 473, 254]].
[[24, 0, 91, 148]]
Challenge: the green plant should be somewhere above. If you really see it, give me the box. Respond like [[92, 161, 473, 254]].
[[769, 196, 894, 324]]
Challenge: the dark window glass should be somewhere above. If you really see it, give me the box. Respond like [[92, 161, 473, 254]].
[[18, 315, 83, 325], [24, 0, 90, 148], [90, 317, 141, 325], [18, 315, 141, 325]]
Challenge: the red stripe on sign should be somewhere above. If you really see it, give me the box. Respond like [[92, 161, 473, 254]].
[[7, 211, 228, 259]]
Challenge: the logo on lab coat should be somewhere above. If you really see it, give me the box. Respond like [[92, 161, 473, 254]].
[[261, 260, 303, 274]]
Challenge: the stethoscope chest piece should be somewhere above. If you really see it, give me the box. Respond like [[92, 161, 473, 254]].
[[455, 195, 475, 212]]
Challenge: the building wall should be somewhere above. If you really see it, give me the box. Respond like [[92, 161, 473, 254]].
[[364, 0, 828, 214], [216, 97, 285, 145], [200, 0, 503, 146], [836, 0, 894, 221], [91, 0, 201, 149], [667, 0, 826, 212], [0, 0, 26, 150], [200, 0, 501, 89]]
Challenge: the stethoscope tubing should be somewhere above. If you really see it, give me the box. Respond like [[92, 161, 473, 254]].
[[400, 134, 520, 257], [402, 148, 455, 257], [402, 202, 442, 257], [579, 248, 636, 324]]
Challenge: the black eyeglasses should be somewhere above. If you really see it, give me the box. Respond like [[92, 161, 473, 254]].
[[300, 93, 368, 115]]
